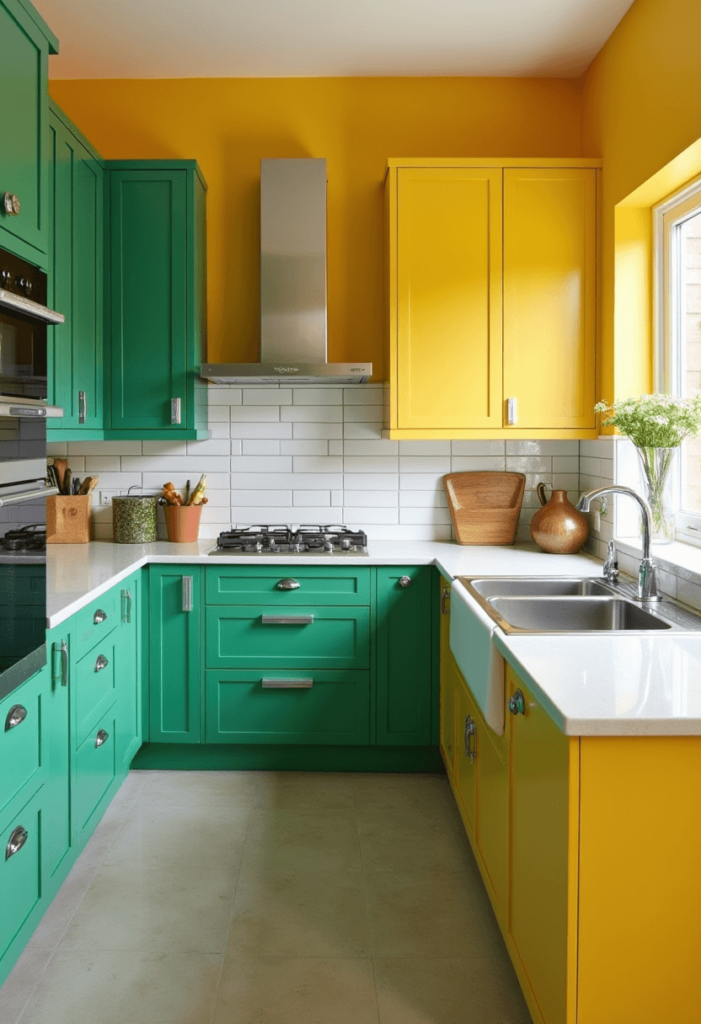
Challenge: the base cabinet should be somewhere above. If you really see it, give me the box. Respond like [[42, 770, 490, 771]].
[[149, 567, 202, 744]]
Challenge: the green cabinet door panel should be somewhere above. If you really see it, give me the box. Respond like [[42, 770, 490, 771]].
[[205, 670, 370, 745], [0, 786, 43, 963], [206, 606, 370, 671], [107, 162, 208, 437], [43, 628, 71, 884], [205, 566, 371, 606], [117, 574, 142, 768], [149, 566, 202, 743], [376, 566, 434, 746], [74, 635, 118, 749], [0, 667, 44, 818], [72, 705, 118, 837], [0, 0, 55, 262], [47, 104, 104, 434]]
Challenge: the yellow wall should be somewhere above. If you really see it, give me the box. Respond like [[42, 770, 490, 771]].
[[581, 0, 701, 404], [49, 77, 582, 376]]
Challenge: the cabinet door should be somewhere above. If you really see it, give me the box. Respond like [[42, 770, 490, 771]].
[[508, 668, 575, 1024], [0, 0, 50, 260], [395, 167, 502, 430], [438, 577, 457, 774], [117, 576, 141, 768], [149, 567, 201, 743], [375, 566, 433, 746], [475, 721, 508, 912], [43, 630, 71, 883], [48, 107, 103, 432], [109, 169, 189, 431], [503, 168, 596, 430], [454, 668, 477, 834]]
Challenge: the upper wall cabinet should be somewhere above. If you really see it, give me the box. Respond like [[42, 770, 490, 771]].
[[47, 103, 104, 438], [106, 162, 209, 439], [0, 0, 57, 265], [384, 159, 600, 440]]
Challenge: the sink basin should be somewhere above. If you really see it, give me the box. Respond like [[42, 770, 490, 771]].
[[469, 577, 611, 599], [487, 596, 672, 633]]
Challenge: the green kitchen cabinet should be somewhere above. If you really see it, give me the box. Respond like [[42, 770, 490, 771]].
[[0, 0, 57, 264], [149, 566, 202, 743], [47, 103, 104, 437], [118, 573, 142, 768], [43, 628, 71, 884], [375, 565, 435, 746], [107, 162, 208, 439]]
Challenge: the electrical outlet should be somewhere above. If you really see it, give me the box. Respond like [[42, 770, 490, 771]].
[[99, 490, 120, 506]]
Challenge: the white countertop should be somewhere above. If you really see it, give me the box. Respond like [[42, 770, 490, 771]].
[[46, 539, 701, 737]]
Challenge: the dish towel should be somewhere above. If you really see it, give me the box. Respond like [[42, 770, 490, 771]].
[[449, 580, 506, 736]]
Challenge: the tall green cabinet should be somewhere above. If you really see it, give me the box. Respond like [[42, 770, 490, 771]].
[[48, 103, 104, 438]]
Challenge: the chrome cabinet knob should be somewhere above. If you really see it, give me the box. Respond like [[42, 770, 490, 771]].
[[5, 826, 28, 860], [277, 578, 300, 590], [95, 654, 109, 673], [95, 729, 109, 748], [5, 704, 27, 731], [3, 193, 20, 216], [399, 575, 412, 588], [508, 690, 525, 716], [93, 609, 107, 624]]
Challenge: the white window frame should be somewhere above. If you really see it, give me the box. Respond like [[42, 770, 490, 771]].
[[654, 176, 701, 547]]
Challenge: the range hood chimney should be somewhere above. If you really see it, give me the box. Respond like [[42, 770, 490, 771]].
[[202, 158, 372, 385]]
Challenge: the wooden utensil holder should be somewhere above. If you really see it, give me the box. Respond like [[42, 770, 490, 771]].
[[443, 471, 526, 545], [46, 495, 93, 544]]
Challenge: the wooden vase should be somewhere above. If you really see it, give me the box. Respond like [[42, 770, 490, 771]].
[[530, 484, 589, 554]]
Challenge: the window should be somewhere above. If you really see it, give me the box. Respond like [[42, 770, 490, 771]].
[[655, 180, 701, 542]]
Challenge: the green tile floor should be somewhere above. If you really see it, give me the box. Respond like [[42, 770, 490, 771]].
[[0, 771, 532, 1024]]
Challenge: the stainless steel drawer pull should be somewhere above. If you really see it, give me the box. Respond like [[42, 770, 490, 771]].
[[93, 609, 107, 624], [506, 397, 518, 426], [78, 390, 87, 424], [262, 678, 314, 689], [182, 576, 193, 612], [261, 615, 314, 625], [171, 397, 182, 425], [60, 640, 68, 687], [276, 578, 300, 591], [95, 655, 109, 673], [95, 729, 109, 748], [122, 589, 132, 624], [5, 826, 28, 860], [5, 704, 27, 731], [3, 192, 20, 217]]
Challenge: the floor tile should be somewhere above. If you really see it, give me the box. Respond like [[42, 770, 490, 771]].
[[213, 956, 379, 1024], [59, 863, 235, 953], [352, 773, 456, 823], [252, 771, 356, 812], [0, 947, 52, 1024], [374, 956, 532, 1024], [239, 809, 362, 876], [364, 870, 505, 958], [135, 769, 257, 810], [227, 867, 370, 957], [26, 868, 94, 951], [17, 951, 222, 1024], [358, 814, 477, 875]]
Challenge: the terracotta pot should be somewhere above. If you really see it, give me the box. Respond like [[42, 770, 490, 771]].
[[164, 505, 202, 543], [530, 484, 589, 554]]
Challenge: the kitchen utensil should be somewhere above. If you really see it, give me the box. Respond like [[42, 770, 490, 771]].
[[443, 472, 526, 545], [52, 458, 68, 493], [188, 474, 207, 506], [530, 483, 589, 554], [164, 504, 203, 543], [63, 468, 72, 496], [112, 487, 159, 544], [72, 477, 80, 494]]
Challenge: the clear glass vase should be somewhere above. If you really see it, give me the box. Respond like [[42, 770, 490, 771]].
[[634, 445, 678, 544]]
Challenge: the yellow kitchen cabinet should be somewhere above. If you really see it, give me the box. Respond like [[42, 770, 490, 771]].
[[454, 666, 478, 835], [384, 158, 600, 439]]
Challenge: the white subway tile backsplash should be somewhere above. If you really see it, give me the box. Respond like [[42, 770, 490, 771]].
[[84, 456, 121, 472], [208, 387, 242, 406], [230, 406, 281, 423], [186, 439, 231, 456], [506, 456, 551, 474], [398, 441, 451, 455], [67, 441, 142, 455], [292, 456, 344, 474], [344, 440, 398, 456], [552, 456, 579, 474], [293, 422, 344, 440], [243, 388, 292, 405], [231, 473, 345, 490], [344, 474, 400, 491], [342, 422, 383, 439], [281, 405, 343, 423], [451, 441, 505, 456], [142, 472, 231, 491], [142, 442, 189, 456], [281, 440, 328, 456], [207, 407, 231, 422], [231, 490, 293, 506], [122, 455, 231, 474], [400, 507, 452, 525], [399, 490, 448, 507], [343, 387, 384, 405], [229, 422, 293, 439], [343, 457, 399, 474], [293, 491, 331, 506], [450, 456, 506, 472], [342, 508, 399, 525], [506, 440, 579, 456], [230, 455, 293, 473], [292, 388, 343, 405], [342, 405, 384, 423], [399, 456, 451, 473], [329, 441, 343, 456], [242, 440, 280, 456], [343, 491, 398, 508], [399, 474, 445, 491]]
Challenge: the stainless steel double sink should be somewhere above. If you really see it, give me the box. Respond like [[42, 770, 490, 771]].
[[457, 576, 701, 634]]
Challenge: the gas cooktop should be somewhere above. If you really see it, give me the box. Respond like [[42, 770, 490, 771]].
[[210, 525, 368, 556], [0, 525, 46, 563]]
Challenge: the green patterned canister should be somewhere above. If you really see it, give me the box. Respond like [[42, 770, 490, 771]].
[[112, 495, 158, 543]]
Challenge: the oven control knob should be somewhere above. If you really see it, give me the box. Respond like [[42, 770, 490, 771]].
[[3, 193, 20, 216], [18, 278, 32, 296], [0, 268, 10, 287], [341, 538, 351, 551]]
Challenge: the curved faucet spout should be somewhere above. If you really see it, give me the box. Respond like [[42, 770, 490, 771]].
[[575, 485, 660, 601]]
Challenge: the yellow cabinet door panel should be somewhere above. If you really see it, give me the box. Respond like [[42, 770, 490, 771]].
[[508, 671, 575, 1024], [475, 723, 508, 914], [503, 168, 596, 430], [454, 669, 477, 834], [396, 168, 502, 430]]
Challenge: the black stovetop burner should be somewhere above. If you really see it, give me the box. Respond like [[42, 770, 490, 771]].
[[212, 525, 368, 555], [0, 525, 47, 553]]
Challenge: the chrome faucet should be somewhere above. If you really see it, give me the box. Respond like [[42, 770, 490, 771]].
[[603, 540, 619, 585], [575, 486, 661, 602]]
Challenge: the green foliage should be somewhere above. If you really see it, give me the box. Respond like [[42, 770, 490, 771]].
[[595, 393, 701, 448]]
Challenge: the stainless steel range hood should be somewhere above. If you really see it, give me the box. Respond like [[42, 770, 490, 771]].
[[202, 159, 372, 385]]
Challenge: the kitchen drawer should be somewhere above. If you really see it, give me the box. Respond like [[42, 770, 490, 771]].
[[0, 787, 43, 961], [75, 636, 118, 748], [73, 707, 118, 836], [205, 670, 370, 745], [206, 606, 370, 671], [73, 588, 119, 657], [205, 566, 371, 606], [0, 669, 45, 818]]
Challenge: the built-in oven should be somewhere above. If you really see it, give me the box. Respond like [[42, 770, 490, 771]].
[[0, 247, 64, 700]]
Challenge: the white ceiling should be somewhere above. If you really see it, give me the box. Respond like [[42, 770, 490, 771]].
[[34, 0, 635, 80]]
